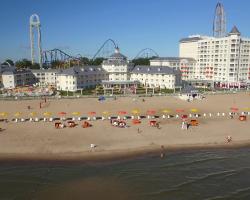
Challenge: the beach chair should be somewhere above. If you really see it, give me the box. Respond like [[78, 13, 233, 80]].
[[190, 119, 199, 126], [239, 115, 247, 121]]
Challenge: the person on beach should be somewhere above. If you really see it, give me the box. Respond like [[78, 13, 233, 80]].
[[137, 128, 141, 134], [181, 121, 185, 130]]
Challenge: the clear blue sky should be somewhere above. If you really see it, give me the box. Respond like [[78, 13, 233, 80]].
[[0, 0, 249, 62]]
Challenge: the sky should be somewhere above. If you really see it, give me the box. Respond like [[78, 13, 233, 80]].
[[0, 0, 250, 62]]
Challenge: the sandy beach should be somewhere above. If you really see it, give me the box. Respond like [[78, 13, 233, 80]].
[[0, 92, 249, 161]]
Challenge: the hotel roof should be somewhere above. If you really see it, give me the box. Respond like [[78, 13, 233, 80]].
[[132, 65, 180, 75], [150, 57, 196, 62]]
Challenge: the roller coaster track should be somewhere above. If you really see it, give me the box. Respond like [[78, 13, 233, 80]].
[[42, 48, 80, 65], [92, 39, 117, 60], [134, 48, 159, 59]]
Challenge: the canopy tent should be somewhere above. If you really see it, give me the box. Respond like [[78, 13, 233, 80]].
[[98, 96, 106, 101]]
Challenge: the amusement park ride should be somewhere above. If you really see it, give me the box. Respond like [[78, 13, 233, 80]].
[[29, 14, 159, 69], [30, 2, 225, 69]]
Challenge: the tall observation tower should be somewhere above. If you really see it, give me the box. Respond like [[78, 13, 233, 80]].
[[213, 2, 226, 38], [30, 14, 42, 68]]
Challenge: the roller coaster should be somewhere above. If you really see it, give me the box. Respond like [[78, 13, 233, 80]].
[[42, 39, 118, 67], [133, 48, 159, 59], [42, 48, 81, 67], [42, 39, 159, 68]]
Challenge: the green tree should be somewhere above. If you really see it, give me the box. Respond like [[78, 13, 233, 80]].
[[15, 59, 32, 69], [132, 58, 150, 65], [89, 57, 104, 65], [30, 63, 40, 69], [3, 59, 14, 66], [79, 57, 90, 65]]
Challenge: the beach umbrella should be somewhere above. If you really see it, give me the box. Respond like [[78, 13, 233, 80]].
[[190, 108, 199, 113], [118, 111, 127, 115], [43, 112, 52, 117], [88, 111, 96, 115], [0, 112, 8, 117], [58, 112, 67, 116], [162, 109, 171, 114], [176, 109, 185, 113], [147, 110, 156, 115], [14, 112, 22, 117], [30, 112, 37, 117], [72, 112, 81, 116], [102, 111, 110, 116], [243, 107, 250, 112], [230, 107, 238, 112], [132, 109, 140, 115]]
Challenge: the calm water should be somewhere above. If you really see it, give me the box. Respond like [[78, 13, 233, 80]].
[[1, 148, 250, 200]]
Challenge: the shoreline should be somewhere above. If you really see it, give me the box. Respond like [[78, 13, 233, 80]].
[[0, 140, 250, 164]]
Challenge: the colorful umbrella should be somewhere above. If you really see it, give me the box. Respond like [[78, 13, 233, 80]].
[[132, 109, 140, 115], [118, 111, 127, 115], [230, 107, 238, 112], [102, 111, 109, 115], [147, 110, 156, 115], [88, 111, 96, 115], [190, 108, 199, 113], [162, 109, 171, 114], [30, 112, 37, 117], [176, 109, 185, 113], [14, 112, 22, 117], [58, 112, 67, 115], [0, 112, 8, 117], [72, 112, 81, 116], [44, 112, 52, 117], [243, 107, 250, 111]]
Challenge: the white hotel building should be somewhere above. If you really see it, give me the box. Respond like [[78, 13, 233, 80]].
[[179, 26, 250, 87], [55, 48, 181, 91], [150, 57, 196, 81]]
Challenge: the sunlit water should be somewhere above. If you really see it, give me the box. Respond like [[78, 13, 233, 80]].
[[1, 148, 250, 200]]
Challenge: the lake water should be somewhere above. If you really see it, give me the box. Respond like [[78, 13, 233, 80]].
[[1, 147, 250, 200]]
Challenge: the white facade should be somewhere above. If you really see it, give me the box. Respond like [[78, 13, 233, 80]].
[[150, 57, 196, 81], [2, 69, 36, 89], [32, 69, 59, 86], [179, 26, 250, 86], [130, 66, 181, 89], [56, 66, 108, 91], [102, 47, 133, 82]]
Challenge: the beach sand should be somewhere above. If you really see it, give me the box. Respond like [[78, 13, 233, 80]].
[[0, 92, 249, 160]]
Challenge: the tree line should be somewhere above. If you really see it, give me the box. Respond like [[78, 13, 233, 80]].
[[1, 57, 156, 69]]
